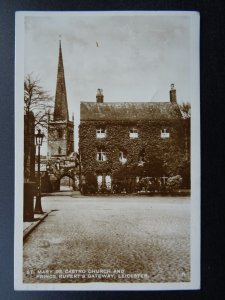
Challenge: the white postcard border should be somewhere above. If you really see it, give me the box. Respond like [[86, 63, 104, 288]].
[[14, 10, 200, 291]]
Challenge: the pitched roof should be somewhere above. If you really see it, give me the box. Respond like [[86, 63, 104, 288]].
[[80, 101, 182, 121]]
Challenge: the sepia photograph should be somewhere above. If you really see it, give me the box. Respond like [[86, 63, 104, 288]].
[[14, 11, 200, 290]]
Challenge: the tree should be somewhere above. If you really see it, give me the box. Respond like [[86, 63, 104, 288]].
[[24, 74, 54, 180], [179, 101, 191, 119], [179, 102, 191, 188], [24, 73, 54, 129]]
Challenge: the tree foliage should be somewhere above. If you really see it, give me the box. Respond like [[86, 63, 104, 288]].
[[166, 175, 182, 191], [179, 102, 191, 119]]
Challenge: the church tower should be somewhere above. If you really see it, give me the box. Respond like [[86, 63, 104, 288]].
[[48, 40, 74, 158]]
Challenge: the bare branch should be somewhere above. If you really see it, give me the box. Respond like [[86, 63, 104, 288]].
[[24, 73, 54, 129]]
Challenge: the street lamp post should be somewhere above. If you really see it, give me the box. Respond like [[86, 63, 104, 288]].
[[34, 129, 44, 214]]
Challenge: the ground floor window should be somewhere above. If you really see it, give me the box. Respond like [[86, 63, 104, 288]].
[[97, 175, 111, 191], [105, 175, 112, 190], [97, 175, 103, 188]]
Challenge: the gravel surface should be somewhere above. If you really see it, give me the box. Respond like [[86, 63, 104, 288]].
[[23, 195, 190, 283]]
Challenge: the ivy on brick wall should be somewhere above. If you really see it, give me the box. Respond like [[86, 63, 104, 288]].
[[79, 119, 190, 186]]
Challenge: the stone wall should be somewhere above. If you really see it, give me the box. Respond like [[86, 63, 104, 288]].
[[24, 112, 35, 181], [48, 120, 74, 157]]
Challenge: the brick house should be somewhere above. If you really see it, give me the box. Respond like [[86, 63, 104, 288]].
[[79, 85, 190, 193]]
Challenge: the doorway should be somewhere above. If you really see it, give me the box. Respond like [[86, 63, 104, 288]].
[[59, 175, 74, 191]]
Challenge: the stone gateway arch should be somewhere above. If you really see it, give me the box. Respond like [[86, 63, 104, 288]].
[[42, 40, 79, 192]]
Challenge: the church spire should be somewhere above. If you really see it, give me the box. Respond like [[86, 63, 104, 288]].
[[54, 40, 69, 121]]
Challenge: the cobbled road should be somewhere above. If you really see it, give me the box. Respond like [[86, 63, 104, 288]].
[[23, 195, 190, 283]]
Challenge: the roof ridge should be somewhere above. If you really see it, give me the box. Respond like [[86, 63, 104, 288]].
[[80, 101, 172, 104], [80, 101, 182, 121]]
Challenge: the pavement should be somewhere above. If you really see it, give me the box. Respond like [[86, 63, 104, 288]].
[[23, 190, 190, 240], [23, 212, 50, 240], [23, 191, 82, 240], [23, 194, 190, 283]]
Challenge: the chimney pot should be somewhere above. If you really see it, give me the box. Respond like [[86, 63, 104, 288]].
[[170, 84, 177, 103], [96, 89, 104, 103]]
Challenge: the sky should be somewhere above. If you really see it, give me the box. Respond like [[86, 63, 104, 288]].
[[23, 12, 194, 152]]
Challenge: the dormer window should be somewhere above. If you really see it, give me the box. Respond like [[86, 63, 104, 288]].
[[96, 128, 106, 139], [161, 129, 170, 138], [129, 128, 138, 139], [97, 149, 107, 161], [119, 150, 127, 165]]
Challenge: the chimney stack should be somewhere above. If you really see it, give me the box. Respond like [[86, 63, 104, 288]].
[[96, 89, 104, 103], [170, 83, 177, 104]]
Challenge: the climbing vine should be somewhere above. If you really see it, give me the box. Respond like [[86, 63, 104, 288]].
[[79, 119, 189, 185]]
